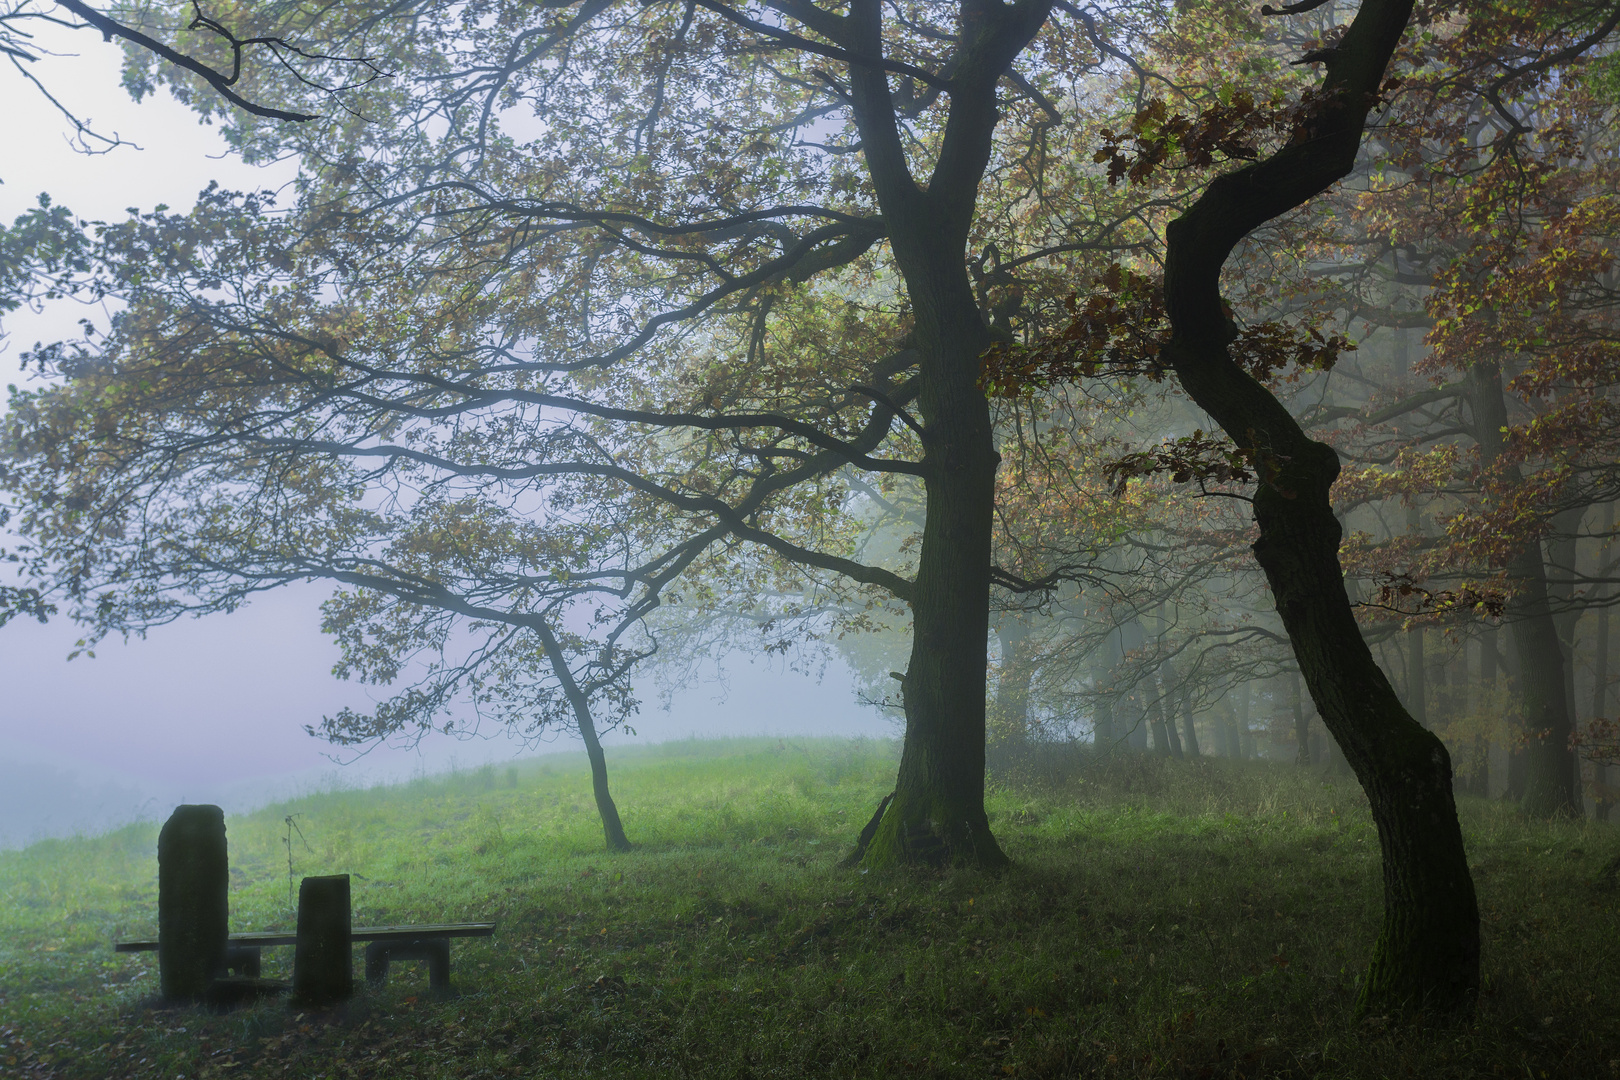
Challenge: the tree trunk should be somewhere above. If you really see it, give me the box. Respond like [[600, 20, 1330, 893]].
[[1550, 507, 1585, 816], [1157, 0, 1477, 1014], [534, 623, 631, 852], [991, 618, 1035, 746], [1468, 633, 1491, 798], [1594, 503, 1613, 822], [841, 0, 1047, 871], [1221, 704, 1240, 759], [1160, 669, 1186, 759], [1468, 361, 1580, 818], [861, 364, 1007, 865], [1406, 504, 1428, 729], [1292, 669, 1313, 766], [1092, 628, 1120, 747], [1236, 682, 1253, 760], [1150, 686, 1175, 758], [1180, 684, 1201, 758], [1500, 623, 1529, 802], [1093, 652, 1117, 747], [1153, 599, 1192, 761], [1121, 619, 1150, 751]]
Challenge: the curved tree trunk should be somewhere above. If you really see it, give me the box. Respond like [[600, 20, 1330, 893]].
[[1158, 0, 1477, 1014], [534, 623, 632, 852]]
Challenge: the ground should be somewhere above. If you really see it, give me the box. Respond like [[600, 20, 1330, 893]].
[[1, 737, 1616, 1078]]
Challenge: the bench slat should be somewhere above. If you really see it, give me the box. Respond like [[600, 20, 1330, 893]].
[[114, 922, 496, 953], [354, 923, 497, 941]]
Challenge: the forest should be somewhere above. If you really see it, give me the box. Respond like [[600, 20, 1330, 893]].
[[1, 0, 1619, 1075]]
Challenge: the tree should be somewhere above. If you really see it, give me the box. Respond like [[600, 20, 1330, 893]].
[[984, 0, 1518, 1016], [1152, 0, 1482, 1015], [2, 0, 1190, 871]]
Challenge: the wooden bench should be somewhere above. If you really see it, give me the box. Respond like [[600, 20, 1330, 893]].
[[115, 922, 496, 990]]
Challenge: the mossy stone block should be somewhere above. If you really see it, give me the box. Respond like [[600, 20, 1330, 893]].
[[157, 804, 229, 1003], [292, 874, 352, 1006]]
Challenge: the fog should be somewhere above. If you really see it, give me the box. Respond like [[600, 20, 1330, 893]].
[[0, 33, 884, 849], [0, 577, 882, 849]]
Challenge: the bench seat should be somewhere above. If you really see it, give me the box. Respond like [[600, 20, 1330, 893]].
[[115, 922, 496, 987], [114, 922, 497, 952]]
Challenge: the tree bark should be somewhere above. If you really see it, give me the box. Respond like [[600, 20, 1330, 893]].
[[1158, 0, 1478, 1014], [1092, 627, 1120, 747], [1500, 621, 1529, 801], [1092, 651, 1117, 747], [1549, 507, 1585, 815]]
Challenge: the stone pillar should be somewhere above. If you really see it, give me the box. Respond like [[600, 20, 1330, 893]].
[[292, 874, 352, 1006], [157, 804, 229, 1002]]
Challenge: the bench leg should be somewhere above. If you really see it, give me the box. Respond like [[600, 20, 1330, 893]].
[[364, 941, 387, 987], [224, 945, 262, 978], [427, 941, 450, 990], [365, 939, 452, 990]]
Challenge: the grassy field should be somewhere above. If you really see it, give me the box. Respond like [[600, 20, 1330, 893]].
[[1, 736, 1617, 1079]]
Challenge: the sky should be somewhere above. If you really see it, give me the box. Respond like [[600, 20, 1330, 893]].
[[0, 25, 890, 848]]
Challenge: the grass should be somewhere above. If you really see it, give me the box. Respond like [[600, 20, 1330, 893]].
[[1, 736, 1617, 1079]]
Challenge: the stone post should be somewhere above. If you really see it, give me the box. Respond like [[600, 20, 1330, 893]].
[[157, 804, 229, 1002], [292, 874, 352, 1005]]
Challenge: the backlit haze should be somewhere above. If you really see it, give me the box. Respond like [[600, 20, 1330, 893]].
[[0, 28, 884, 848]]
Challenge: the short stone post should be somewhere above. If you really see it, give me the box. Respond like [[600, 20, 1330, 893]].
[[292, 874, 352, 1005], [157, 804, 229, 1002]]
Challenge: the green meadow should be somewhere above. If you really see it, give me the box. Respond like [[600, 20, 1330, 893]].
[[1, 737, 1616, 1079]]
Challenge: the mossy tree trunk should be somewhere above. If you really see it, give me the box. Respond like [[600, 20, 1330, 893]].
[[1158, 0, 1478, 1014]]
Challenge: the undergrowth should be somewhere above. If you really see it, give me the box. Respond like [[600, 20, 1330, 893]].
[[1, 736, 1616, 1078]]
